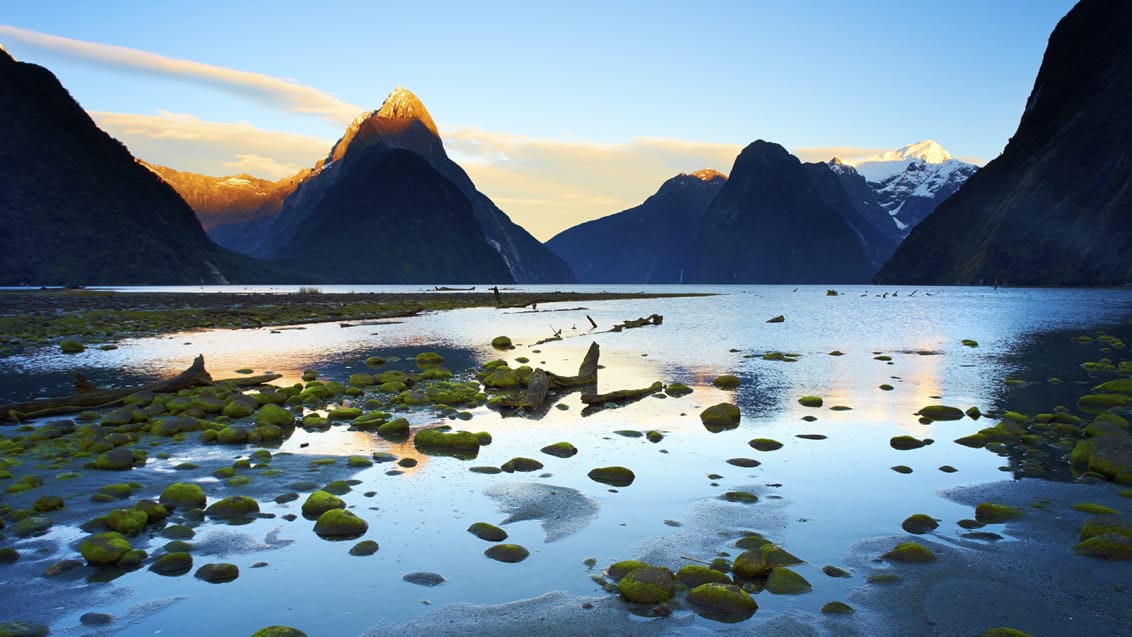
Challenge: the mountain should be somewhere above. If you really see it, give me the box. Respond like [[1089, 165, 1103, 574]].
[[691, 140, 874, 283], [833, 140, 980, 239], [545, 169, 725, 283], [877, 0, 1132, 286], [801, 162, 900, 270], [142, 163, 309, 253], [0, 48, 268, 286], [250, 87, 574, 283]]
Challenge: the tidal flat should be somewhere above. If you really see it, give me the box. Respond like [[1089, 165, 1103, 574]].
[[1, 285, 1131, 636]]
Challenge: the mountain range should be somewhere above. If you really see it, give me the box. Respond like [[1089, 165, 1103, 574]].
[[877, 0, 1132, 286]]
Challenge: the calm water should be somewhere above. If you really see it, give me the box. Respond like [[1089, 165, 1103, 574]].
[[3, 285, 1131, 635]]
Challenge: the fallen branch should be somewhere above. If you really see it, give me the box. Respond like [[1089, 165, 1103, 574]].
[[610, 314, 663, 332], [2, 355, 280, 423], [580, 381, 663, 405]]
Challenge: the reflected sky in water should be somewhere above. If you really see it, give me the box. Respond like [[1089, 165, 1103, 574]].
[[5, 285, 1132, 635]]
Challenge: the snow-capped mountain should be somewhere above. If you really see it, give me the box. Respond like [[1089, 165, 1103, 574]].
[[829, 140, 980, 238]]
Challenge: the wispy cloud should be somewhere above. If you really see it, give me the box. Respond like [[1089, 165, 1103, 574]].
[[91, 111, 330, 179], [0, 24, 362, 125], [445, 127, 743, 240]]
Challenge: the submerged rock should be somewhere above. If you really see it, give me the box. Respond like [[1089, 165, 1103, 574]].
[[686, 583, 757, 621], [402, 572, 446, 587], [618, 566, 674, 603], [484, 543, 530, 563]]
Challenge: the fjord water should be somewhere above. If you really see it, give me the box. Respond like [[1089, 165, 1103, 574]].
[[5, 285, 1132, 635]]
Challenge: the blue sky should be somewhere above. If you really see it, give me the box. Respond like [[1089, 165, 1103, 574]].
[[0, 0, 1076, 239]]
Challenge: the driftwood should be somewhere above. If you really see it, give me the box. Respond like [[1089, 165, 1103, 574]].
[[580, 381, 663, 405], [2, 355, 281, 423], [609, 314, 662, 332]]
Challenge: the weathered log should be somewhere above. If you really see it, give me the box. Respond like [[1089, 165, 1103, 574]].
[[609, 314, 663, 332], [1, 355, 278, 423], [580, 381, 663, 405], [546, 342, 599, 389]]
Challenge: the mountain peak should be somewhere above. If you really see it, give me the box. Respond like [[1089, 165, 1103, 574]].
[[858, 140, 953, 165], [688, 168, 726, 182], [0, 43, 13, 63], [375, 86, 439, 138]]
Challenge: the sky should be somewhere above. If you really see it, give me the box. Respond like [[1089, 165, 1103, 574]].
[[1, 0, 1077, 241]]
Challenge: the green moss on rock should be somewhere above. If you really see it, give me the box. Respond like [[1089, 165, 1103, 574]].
[[686, 583, 757, 621], [618, 566, 674, 603], [676, 564, 732, 588], [107, 508, 149, 535], [748, 438, 783, 452], [588, 466, 635, 487], [664, 383, 693, 397], [607, 559, 648, 579], [467, 522, 508, 542], [540, 442, 578, 458], [195, 562, 239, 583], [413, 429, 480, 458], [798, 395, 823, 408], [255, 404, 295, 427], [377, 418, 410, 440], [80, 531, 132, 565], [301, 490, 345, 518], [764, 566, 812, 594], [251, 627, 308, 637], [150, 551, 193, 575], [916, 405, 965, 421], [712, 375, 741, 389], [883, 541, 936, 563], [975, 502, 1023, 524], [700, 403, 741, 432], [159, 482, 206, 510], [821, 601, 854, 614], [313, 509, 368, 539], [901, 514, 940, 534], [491, 336, 514, 349], [349, 540, 380, 556], [501, 457, 544, 473], [484, 543, 529, 563], [205, 495, 259, 520]]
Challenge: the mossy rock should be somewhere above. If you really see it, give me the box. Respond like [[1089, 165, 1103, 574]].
[[349, 540, 380, 556], [1072, 502, 1118, 515], [195, 562, 239, 583], [766, 315, 785, 323], [94, 447, 139, 470], [700, 403, 741, 432], [975, 502, 1023, 524], [60, 339, 85, 354], [883, 541, 936, 563], [0, 548, 18, 564], [1071, 534, 1132, 560], [798, 396, 823, 408], [618, 566, 674, 603], [80, 531, 132, 565], [1094, 378, 1132, 394], [159, 482, 206, 510], [686, 583, 757, 621], [323, 480, 352, 495], [759, 544, 803, 567], [821, 601, 854, 614], [712, 375, 741, 389], [916, 405, 965, 421], [413, 429, 480, 458], [664, 383, 693, 397], [313, 509, 368, 539], [205, 495, 260, 520], [901, 514, 940, 534], [1078, 515, 1132, 541], [415, 352, 445, 368], [377, 418, 410, 440], [107, 508, 149, 535], [607, 559, 648, 579], [890, 435, 932, 450], [491, 336, 514, 349], [727, 458, 761, 468], [255, 404, 295, 427], [216, 426, 250, 445], [721, 491, 759, 504], [251, 627, 308, 637], [501, 457, 544, 473], [764, 566, 812, 594], [676, 564, 732, 588], [328, 408, 363, 421], [301, 490, 345, 518], [0, 622, 50, 637], [540, 442, 578, 458], [12, 516, 52, 538], [732, 550, 770, 579], [150, 551, 193, 575], [588, 466, 635, 487], [347, 373, 376, 388], [748, 438, 783, 452], [484, 543, 529, 563], [346, 456, 373, 468], [735, 533, 772, 550], [32, 495, 64, 512], [822, 565, 851, 578], [467, 522, 508, 542]]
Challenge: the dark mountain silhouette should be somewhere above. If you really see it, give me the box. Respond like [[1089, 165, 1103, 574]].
[[690, 140, 875, 283], [0, 48, 270, 285], [876, 0, 1132, 286], [802, 162, 900, 270], [545, 169, 725, 283], [244, 87, 574, 283]]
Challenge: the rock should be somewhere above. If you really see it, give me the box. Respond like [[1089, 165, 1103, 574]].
[[981, 629, 1033, 637], [798, 395, 823, 408], [491, 336, 514, 349], [721, 491, 758, 503], [901, 514, 940, 534], [618, 566, 675, 603], [821, 601, 854, 614], [975, 502, 1023, 524], [94, 447, 137, 470], [890, 435, 932, 450], [712, 374, 741, 389], [726, 458, 761, 468], [607, 559, 648, 579], [106, 508, 149, 535], [31, 495, 63, 512], [501, 457, 544, 473], [664, 383, 693, 397], [301, 490, 346, 518], [883, 541, 936, 563], [377, 418, 409, 439], [195, 562, 239, 583], [413, 429, 480, 458], [349, 540, 380, 556], [415, 351, 445, 367], [700, 403, 741, 432], [676, 564, 732, 588], [313, 509, 368, 539], [255, 404, 295, 427], [12, 516, 51, 538], [764, 567, 812, 594], [467, 522, 508, 542], [540, 442, 578, 458], [205, 495, 260, 519], [588, 466, 635, 487], [0, 548, 18, 563], [80, 532, 132, 565], [767, 315, 785, 323], [150, 552, 193, 575], [1078, 515, 1132, 541], [484, 543, 530, 563], [748, 438, 783, 451], [916, 405, 966, 421], [402, 572, 446, 587], [251, 628, 308, 637], [686, 583, 757, 621], [1072, 534, 1132, 560], [79, 612, 113, 626], [822, 565, 851, 578], [159, 482, 206, 510], [0, 622, 49, 637]]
